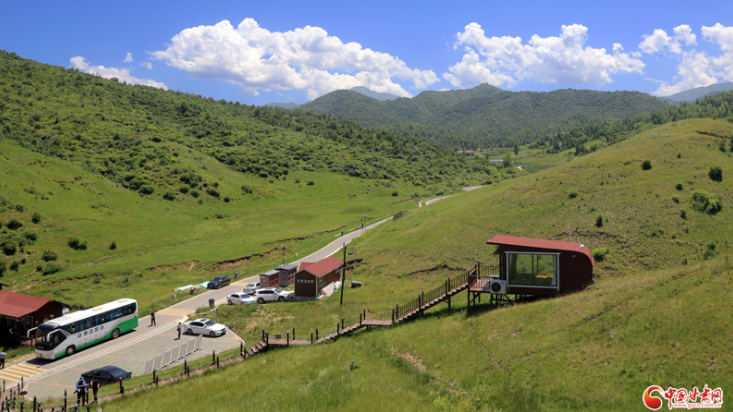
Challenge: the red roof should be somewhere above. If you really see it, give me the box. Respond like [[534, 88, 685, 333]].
[[0, 290, 53, 318], [487, 235, 595, 267], [298, 256, 344, 277]]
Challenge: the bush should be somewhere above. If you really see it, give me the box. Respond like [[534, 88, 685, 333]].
[[31, 212, 42, 224], [179, 186, 189, 194], [139, 185, 155, 195], [392, 191, 399, 197], [709, 166, 723, 182], [241, 185, 252, 194], [703, 243, 717, 260], [110, 241, 117, 250], [68, 237, 87, 251], [680, 210, 687, 219], [592, 247, 608, 261], [595, 215, 603, 228], [306, 181, 314, 186], [671, 196, 679, 204], [9, 261, 20, 271], [162, 191, 176, 201], [15, 204, 25, 213], [6, 219, 23, 230], [190, 190, 200, 198], [43, 263, 63, 275], [206, 188, 220, 198], [691, 190, 723, 214], [641, 160, 652, 170], [42, 250, 57, 262], [24, 232, 37, 242], [2, 240, 17, 256], [223, 196, 231, 203], [0, 261, 6, 277], [393, 210, 408, 221], [675, 183, 683, 191], [568, 189, 578, 199], [294, 179, 300, 184]]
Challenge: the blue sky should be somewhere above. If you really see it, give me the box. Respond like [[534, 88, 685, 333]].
[[2, 0, 732, 105]]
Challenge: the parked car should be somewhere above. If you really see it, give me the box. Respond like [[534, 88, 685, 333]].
[[243, 282, 261, 294], [253, 288, 292, 304], [207, 276, 231, 289], [227, 293, 256, 305], [184, 318, 227, 337], [81, 366, 132, 385]]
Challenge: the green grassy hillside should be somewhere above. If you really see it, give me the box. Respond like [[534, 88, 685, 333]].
[[155, 118, 733, 411]]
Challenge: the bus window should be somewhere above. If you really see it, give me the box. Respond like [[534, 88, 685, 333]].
[[126, 303, 136, 315], [100, 312, 109, 323], [84, 317, 94, 330], [76, 321, 84, 332], [117, 308, 123, 319]]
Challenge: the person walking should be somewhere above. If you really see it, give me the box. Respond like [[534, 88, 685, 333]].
[[0, 351, 6, 369], [176, 322, 182, 340], [75, 376, 88, 406], [91, 378, 100, 403], [150, 311, 156, 327]]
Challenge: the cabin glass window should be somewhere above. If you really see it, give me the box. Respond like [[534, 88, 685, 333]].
[[507, 253, 557, 287]]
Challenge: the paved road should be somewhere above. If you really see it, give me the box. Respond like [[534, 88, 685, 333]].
[[7, 216, 393, 401]]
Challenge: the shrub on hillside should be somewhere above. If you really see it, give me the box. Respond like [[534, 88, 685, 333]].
[[0, 261, 6, 277], [223, 196, 231, 203], [6, 219, 23, 230], [680, 210, 687, 219], [641, 160, 652, 170], [306, 181, 314, 186], [391, 191, 399, 197], [43, 263, 63, 275], [9, 261, 20, 271], [709, 166, 723, 182], [31, 212, 42, 224], [568, 189, 578, 199], [42, 250, 57, 262], [241, 185, 252, 194], [691, 190, 723, 214], [24, 232, 37, 242], [206, 188, 220, 198], [703, 243, 717, 260], [595, 215, 603, 228], [190, 190, 200, 198], [393, 210, 408, 221], [592, 247, 608, 261], [67, 237, 87, 251], [675, 183, 683, 191], [162, 191, 176, 201], [179, 186, 189, 194], [110, 241, 117, 250], [2, 240, 17, 256], [15, 204, 25, 213], [139, 185, 155, 195]]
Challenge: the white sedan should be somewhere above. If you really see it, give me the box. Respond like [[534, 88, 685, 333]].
[[184, 318, 226, 337], [227, 293, 256, 305]]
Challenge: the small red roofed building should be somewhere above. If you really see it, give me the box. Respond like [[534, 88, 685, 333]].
[[472, 235, 594, 301], [293, 256, 344, 299], [0, 290, 65, 345]]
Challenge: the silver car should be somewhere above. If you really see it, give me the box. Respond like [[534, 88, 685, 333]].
[[227, 293, 256, 305], [254, 288, 291, 304], [243, 282, 261, 294], [184, 318, 226, 337]]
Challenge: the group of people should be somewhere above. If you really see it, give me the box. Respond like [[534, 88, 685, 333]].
[[75, 376, 101, 405]]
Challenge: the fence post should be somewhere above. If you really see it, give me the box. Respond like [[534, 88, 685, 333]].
[[266, 332, 269, 345], [64, 390, 67, 411], [311, 332, 314, 344], [359, 312, 362, 325], [184, 359, 188, 376], [396, 303, 399, 319], [336, 322, 339, 335], [341, 317, 344, 330], [240, 341, 243, 354], [119, 379, 124, 395], [262, 328, 265, 341], [286, 332, 289, 346], [391, 308, 394, 323], [212, 350, 216, 365], [216, 356, 220, 368], [19, 399, 22, 412], [292, 327, 295, 340], [315, 328, 318, 340], [33, 397, 36, 412], [153, 369, 156, 386]]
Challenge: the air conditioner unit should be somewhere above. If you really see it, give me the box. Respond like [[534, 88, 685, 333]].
[[489, 279, 507, 294]]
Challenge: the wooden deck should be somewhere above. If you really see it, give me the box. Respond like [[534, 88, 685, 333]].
[[362, 319, 393, 326]]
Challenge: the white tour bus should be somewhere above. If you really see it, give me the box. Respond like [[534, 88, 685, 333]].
[[34, 298, 138, 360]]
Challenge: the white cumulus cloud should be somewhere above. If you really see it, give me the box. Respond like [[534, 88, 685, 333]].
[[70, 56, 168, 89], [151, 18, 438, 99], [444, 23, 644, 88], [643, 23, 733, 96], [123, 52, 133, 63], [140, 62, 153, 70]]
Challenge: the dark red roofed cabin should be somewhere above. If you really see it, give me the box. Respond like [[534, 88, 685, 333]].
[[0, 290, 65, 345], [485, 235, 595, 297], [293, 256, 343, 299]]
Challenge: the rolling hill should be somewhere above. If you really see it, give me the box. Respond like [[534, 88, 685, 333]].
[[299, 84, 670, 149], [659, 82, 733, 105]]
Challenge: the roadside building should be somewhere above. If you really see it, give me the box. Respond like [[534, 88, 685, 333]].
[[275, 264, 298, 287], [293, 256, 343, 299], [259, 270, 280, 288], [0, 290, 65, 345]]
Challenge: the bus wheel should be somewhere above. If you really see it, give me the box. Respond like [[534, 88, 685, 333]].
[[66, 346, 76, 356], [111, 328, 120, 339]]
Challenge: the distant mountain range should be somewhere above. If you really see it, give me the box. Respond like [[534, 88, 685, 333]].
[[264, 86, 400, 109], [298, 84, 670, 148], [659, 82, 733, 105]]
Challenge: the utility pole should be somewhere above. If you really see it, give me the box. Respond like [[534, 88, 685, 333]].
[[340, 242, 346, 305]]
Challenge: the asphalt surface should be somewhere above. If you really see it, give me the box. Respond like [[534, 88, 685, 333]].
[[9, 216, 393, 401]]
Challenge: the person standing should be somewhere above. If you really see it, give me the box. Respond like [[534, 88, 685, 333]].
[[91, 378, 100, 403], [0, 351, 6, 369], [75, 376, 87, 406], [150, 311, 156, 327], [176, 322, 182, 340]]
